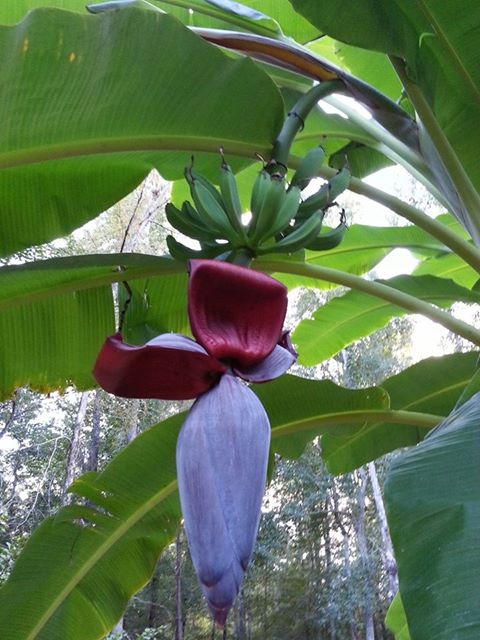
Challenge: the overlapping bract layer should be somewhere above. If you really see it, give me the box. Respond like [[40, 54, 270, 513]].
[[177, 374, 270, 627], [93, 259, 295, 627]]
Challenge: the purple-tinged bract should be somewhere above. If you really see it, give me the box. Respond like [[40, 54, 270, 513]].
[[93, 259, 296, 627]]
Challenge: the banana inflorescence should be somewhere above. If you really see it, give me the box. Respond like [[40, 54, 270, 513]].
[[166, 149, 350, 264]]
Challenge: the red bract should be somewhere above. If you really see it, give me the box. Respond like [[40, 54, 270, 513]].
[[94, 260, 293, 398], [92, 259, 296, 628], [188, 259, 288, 367], [93, 333, 226, 400]]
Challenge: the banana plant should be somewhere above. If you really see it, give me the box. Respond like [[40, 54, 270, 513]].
[[0, 1, 479, 638]]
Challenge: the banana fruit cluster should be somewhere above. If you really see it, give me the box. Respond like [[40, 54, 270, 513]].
[[166, 149, 350, 263]]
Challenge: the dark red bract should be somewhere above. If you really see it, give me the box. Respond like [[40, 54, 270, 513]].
[[93, 260, 291, 399], [188, 259, 288, 367]]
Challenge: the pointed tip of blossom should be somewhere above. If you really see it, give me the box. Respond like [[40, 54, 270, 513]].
[[188, 259, 288, 367], [202, 561, 244, 628]]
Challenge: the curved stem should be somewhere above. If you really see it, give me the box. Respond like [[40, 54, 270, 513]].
[[391, 57, 480, 243], [256, 259, 480, 347], [272, 80, 343, 171], [88, 0, 280, 39], [324, 95, 450, 209], [305, 162, 480, 274]]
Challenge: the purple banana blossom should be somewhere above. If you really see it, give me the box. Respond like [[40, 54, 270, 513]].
[[93, 260, 296, 627]]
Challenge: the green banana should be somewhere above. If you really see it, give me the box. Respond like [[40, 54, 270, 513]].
[[184, 165, 224, 208], [189, 179, 238, 242], [290, 146, 325, 191], [250, 175, 286, 243], [219, 161, 247, 239], [259, 214, 323, 255], [297, 166, 350, 218], [165, 202, 217, 242], [166, 235, 231, 262], [181, 201, 211, 230], [266, 184, 301, 240], [305, 221, 348, 251], [249, 169, 270, 229]]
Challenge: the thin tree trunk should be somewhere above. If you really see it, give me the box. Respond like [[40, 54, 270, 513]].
[[263, 572, 268, 640], [330, 480, 358, 639], [323, 499, 337, 640], [0, 390, 18, 438], [62, 392, 89, 502], [147, 562, 160, 629], [175, 528, 184, 640], [234, 589, 247, 640], [356, 469, 375, 640], [367, 462, 398, 599], [125, 399, 140, 443], [85, 391, 101, 473]]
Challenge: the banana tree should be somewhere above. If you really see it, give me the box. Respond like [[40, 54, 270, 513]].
[[0, 1, 479, 638]]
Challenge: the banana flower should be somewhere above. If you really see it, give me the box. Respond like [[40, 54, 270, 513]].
[[93, 259, 296, 627]]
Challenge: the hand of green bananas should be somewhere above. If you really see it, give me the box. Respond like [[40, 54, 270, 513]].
[[165, 151, 350, 263]]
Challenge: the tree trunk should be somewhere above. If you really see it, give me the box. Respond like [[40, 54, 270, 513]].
[[175, 528, 184, 640], [330, 480, 358, 639], [62, 392, 89, 502], [125, 398, 140, 443], [85, 391, 101, 473], [0, 390, 18, 438], [367, 462, 398, 599], [323, 499, 337, 640], [234, 590, 247, 640], [356, 469, 375, 640], [147, 562, 159, 630]]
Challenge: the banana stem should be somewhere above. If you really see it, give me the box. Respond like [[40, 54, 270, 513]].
[[297, 162, 480, 275], [323, 95, 450, 210], [390, 57, 480, 244], [256, 259, 480, 347], [271, 80, 343, 173]]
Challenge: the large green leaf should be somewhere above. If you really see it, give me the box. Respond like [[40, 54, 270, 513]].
[[385, 391, 480, 639], [321, 351, 479, 474], [0, 254, 188, 398], [0, 7, 283, 257], [0, 0, 319, 45], [294, 275, 480, 366], [0, 410, 184, 640], [0, 254, 183, 311], [0, 0, 90, 22], [0, 286, 114, 400], [413, 252, 480, 289], [255, 374, 389, 458], [290, 0, 480, 240], [1, 373, 433, 639]]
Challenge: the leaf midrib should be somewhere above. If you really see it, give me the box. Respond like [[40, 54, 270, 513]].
[[26, 480, 178, 640], [0, 136, 265, 171], [395, 378, 470, 411]]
